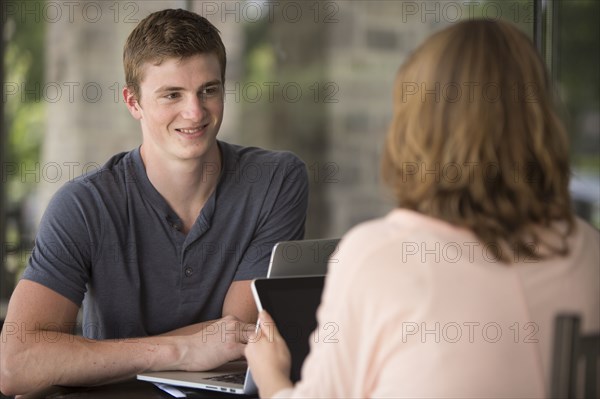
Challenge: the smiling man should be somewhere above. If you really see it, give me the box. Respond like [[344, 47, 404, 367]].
[[0, 9, 308, 396]]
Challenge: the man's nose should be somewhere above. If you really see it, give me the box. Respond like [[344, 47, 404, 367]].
[[181, 95, 206, 120]]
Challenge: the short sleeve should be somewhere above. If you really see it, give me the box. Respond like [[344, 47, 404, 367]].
[[21, 181, 100, 306], [233, 155, 308, 280]]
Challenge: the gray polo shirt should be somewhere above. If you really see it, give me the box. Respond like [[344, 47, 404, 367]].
[[22, 141, 308, 339]]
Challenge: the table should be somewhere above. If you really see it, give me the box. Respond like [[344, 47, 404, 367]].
[[13, 380, 256, 399]]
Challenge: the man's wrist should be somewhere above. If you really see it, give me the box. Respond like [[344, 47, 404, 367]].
[[146, 337, 182, 372]]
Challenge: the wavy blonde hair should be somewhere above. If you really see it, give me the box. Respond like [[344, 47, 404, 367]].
[[381, 19, 574, 262]]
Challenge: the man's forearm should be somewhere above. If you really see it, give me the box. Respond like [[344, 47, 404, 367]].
[[1, 330, 180, 395], [159, 320, 214, 336], [1, 316, 248, 396]]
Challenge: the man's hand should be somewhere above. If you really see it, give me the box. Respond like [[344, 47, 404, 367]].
[[174, 315, 255, 371], [245, 311, 293, 398]]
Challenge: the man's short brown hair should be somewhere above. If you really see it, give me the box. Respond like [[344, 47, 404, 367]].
[[123, 8, 226, 99]]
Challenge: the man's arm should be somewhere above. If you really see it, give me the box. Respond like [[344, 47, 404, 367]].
[[0, 280, 246, 396], [221, 156, 309, 323], [159, 283, 257, 337], [223, 280, 258, 323]]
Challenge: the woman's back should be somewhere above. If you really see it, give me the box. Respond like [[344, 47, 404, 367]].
[[293, 209, 599, 398]]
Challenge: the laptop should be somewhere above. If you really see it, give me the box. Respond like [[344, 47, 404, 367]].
[[137, 356, 257, 395], [251, 276, 326, 382], [267, 238, 340, 278]]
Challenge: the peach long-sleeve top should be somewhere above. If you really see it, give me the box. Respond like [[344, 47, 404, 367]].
[[274, 209, 599, 398]]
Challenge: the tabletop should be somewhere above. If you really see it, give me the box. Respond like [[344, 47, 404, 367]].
[[11, 380, 256, 399]]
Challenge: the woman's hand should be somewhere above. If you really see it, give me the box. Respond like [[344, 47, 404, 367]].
[[245, 310, 293, 398]]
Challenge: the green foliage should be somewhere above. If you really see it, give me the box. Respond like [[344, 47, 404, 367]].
[[556, 0, 600, 174], [4, 0, 46, 204], [2, 0, 46, 282]]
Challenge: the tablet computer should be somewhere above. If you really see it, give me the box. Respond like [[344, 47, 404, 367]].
[[251, 276, 326, 382]]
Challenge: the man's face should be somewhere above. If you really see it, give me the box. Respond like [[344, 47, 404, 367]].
[[125, 53, 224, 163]]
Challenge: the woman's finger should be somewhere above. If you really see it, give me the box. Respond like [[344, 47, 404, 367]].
[[258, 310, 279, 341]]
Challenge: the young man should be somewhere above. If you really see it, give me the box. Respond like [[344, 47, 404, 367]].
[[0, 9, 308, 395]]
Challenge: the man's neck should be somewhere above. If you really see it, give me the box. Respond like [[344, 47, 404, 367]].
[[140, 142, 222, 233]]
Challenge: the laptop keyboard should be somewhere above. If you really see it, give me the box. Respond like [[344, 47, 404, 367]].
[[205, 372, 246, 385]]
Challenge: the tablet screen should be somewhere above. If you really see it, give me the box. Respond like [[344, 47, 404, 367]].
[[252, 276, 325, 382]]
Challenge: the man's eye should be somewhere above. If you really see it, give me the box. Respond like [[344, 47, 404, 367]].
[[202, 86, 221, 96], [165, 93, 180, 100]]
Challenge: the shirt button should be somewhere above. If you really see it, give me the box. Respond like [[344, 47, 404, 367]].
[[184, 267, 193, 277]]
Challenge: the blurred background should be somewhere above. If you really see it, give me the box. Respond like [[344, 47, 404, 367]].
[[1, 0, 599, 315]]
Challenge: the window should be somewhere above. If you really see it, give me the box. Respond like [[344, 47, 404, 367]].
[[542, 0, 600, 227]]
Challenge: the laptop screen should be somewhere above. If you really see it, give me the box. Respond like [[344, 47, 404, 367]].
[[252, 276, 325, 382], [267, 239, 340, 278]]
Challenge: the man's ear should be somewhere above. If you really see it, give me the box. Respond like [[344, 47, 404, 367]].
[[123, 86, 142, 120]]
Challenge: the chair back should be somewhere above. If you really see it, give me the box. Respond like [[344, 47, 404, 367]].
[[551, 314, 599, 398]]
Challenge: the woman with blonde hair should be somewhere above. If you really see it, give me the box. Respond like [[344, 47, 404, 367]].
[[246, 19, 599, 398]]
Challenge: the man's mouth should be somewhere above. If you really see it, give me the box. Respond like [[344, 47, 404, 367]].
[[175, 124, 208, 135]]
